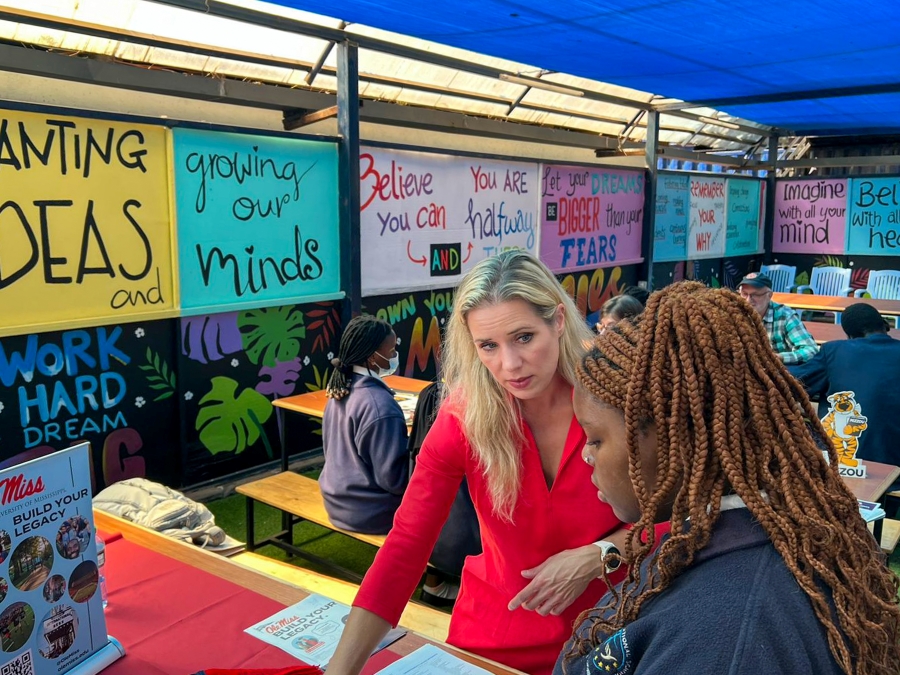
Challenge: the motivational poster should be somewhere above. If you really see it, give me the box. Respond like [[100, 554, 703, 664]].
[[773, 179, 847, 254], [688, 176, 726, 259], [173, 129, 341, 314], [0, 444, 122, 674], [725, 178, 763, 256], [846, 177, 900, 255], [0, 319, 181, 492], [653, 173, 689, 262], [0, 109, 175, 337], [359, 148, 538, 295], [538, 164, 644, 272]]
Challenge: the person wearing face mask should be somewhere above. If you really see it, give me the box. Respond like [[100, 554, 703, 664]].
[[320, 315, 407, 534]]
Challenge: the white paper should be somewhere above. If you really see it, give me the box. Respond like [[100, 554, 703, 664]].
[[373, 644, 493, 675], [245, 594, 405, 667]]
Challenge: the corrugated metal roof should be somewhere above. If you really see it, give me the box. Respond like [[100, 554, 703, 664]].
[[0, 0, 772, 151]]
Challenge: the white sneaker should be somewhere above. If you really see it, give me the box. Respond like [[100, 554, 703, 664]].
[[422, 581, 459, 601]]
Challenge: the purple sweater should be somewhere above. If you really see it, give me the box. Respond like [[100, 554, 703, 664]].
[[320, 374, 410, 534]]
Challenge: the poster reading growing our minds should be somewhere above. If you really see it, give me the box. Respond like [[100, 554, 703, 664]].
[[173, 129, 341, 315]]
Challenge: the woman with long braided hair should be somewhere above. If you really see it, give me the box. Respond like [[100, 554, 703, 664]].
[[319, 314, 408, 534], [557, 282, 900, 675]]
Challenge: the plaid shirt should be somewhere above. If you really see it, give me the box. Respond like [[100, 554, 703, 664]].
[[763, 301, 818, 365]]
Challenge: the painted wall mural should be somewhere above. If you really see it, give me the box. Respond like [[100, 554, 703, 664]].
[[179, 301, 340, 485], [0, 320, 180, 492]]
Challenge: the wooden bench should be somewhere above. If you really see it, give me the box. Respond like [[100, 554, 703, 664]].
[[234, 551, 450, 642], [236, 471, 387, 581], [870, 517, 900, 555]]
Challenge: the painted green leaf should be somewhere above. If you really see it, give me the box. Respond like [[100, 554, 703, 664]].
[[238, 306, 306, 367], [196, 376, 273, 455], [142, 347, 176, 401]]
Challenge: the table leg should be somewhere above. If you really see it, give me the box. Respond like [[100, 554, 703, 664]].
[[245, 497, 256, 553], [873, 518, 884, 548], [278, 407, 288, 473]]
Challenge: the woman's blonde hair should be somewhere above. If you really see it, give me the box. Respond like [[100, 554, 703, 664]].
[[442, 250, 593, 520]]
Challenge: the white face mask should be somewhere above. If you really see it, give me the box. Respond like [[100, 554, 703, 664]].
[[373, 352, 399, 377]]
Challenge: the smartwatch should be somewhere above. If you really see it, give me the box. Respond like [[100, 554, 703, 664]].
[[593, 540, 622, 573]]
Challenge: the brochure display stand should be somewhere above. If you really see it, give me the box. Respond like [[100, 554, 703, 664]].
[[0, 443, 124, 674]]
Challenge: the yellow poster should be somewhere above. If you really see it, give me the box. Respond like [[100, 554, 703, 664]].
[[0, 109, 175, 336]]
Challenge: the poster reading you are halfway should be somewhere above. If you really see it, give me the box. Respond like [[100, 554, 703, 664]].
[[0, 444, 115, 675]]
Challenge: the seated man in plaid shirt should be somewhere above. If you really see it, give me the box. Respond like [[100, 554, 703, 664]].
[[738, 272, 818, 365]]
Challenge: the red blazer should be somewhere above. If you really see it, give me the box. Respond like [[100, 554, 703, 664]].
[[354, 404, 623, 675]]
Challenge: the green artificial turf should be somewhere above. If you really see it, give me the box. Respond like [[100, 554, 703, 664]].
[[206, 470, 900, 595], [207, 490, 378, 580]]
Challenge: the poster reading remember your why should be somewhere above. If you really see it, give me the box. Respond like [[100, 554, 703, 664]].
[[0, 444, 110, 675], [539, 164, 644, 273], [0, 110, 175, 336], [173, 129, 341, 314], [688, 176, 726, 259], [359, 148, 538, 295]]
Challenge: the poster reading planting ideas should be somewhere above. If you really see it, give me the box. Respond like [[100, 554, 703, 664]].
[[359, 148, 539, 295], [0, 444, 116, 675], [0, 109, 175, 337], [173, 129, 341, 314], [539, 164, 644, 273]]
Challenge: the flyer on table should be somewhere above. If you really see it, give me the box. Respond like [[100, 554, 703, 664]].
[[0, 443, 109, 675], [245, 594, 405, 666]]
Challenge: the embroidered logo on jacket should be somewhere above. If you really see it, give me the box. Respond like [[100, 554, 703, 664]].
[[587, 629, 631, 675]]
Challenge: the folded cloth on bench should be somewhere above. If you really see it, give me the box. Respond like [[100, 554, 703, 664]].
[[94, 477, 227, 547]]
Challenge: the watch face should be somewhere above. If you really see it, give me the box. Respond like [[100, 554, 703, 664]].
[[604, 546, 622, 571]]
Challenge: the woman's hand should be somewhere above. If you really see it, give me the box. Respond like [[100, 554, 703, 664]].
[[507, 544, 603, 616]]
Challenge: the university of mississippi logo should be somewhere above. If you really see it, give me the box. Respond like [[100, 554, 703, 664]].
[[821, 390, 868, 477], [587, 629, 631, 675]]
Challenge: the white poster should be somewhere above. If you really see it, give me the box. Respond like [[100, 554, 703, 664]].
[[360, 148, 540, 295], [688, 176, 726, 259], [0, 444, 116, 675]]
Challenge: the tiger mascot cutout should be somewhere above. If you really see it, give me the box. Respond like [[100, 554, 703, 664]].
[[820, 391, 868, 467]]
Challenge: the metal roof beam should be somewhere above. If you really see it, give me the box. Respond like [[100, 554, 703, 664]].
[[0, 43, 616, 150], [656, 81, 900, 111], [0, 41, 332, 110], [142, 0, 658, 112], [359, 100, 618, 149], [661, 109, 778, 137], [0, 7, 316, 74], [656, 147, 769, 169]]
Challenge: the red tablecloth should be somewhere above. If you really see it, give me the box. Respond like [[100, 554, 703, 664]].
[[101, 536, 311, 674]]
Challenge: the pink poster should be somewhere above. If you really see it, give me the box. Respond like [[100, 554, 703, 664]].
[[773, 179, 847, 254], [539, 164, 644, 273]]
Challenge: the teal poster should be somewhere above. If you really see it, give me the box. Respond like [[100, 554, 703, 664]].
[[725, 178, 763, 256], [653, 173, 689, 262], [847, 177, 900, 255], [173, 129, 341, 314]]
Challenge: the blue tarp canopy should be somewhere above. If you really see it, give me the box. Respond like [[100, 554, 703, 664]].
[[270, 0, 900, 136]]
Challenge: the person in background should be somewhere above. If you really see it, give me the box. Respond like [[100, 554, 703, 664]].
[[790, 302, 900, 488], [738, 271, 817, 364], [620, 284, 650, 307], [596, 294, 643, 334], [325, 250, 628, 675], [320, 315, 408, 534], [556, 283, 900, 675]]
